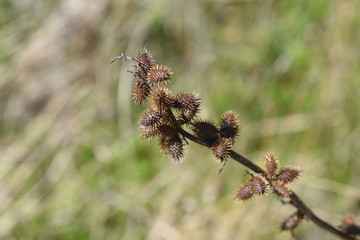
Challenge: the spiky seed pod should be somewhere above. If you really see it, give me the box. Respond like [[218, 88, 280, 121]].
[[265, 152, 279, 179], [191, 120, 219, 142], [132, 79, 151, 105], [168, 137, 185, 162], [174, 92, 201, 125], [271, 181, 292, 198], [211, 138, 232, 162], [276, 167, 301, 184], [339, 214, 360, 236], [235, 183, 254, 201], [135, 48, 155, 77], [160, 135, 184, 162], [151, 88, 174, 112], [219, 111, 239, 140], [147, 65, 173, 85], [139, 108, 162, 127], [173, 92, 201, 112], [281, 211, 304, 232], [249, 174, 268, 196]]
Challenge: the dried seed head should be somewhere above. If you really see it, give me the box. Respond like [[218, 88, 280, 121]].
[[173, 92, 201, 112], [265, 152, 279, 179], [281, 211, 304, 232], [132, 79, 151, 105], [235, 183, 254, 201], [339, 214, 360, 236], [211, 138, 232, 162], [174, 93, 201, 125], [139, 108, 162, 127], [147, 65, 173, 85], [168, 138, 184, 162], [276, 167, 301, 184], [160, 135, 184, 162], [135, 48, 155, 77], [249, 174, 268, 196], [151, 88, 174, 112], [219, 111, 239, 140], [271, 181, 292, 198], [191, 120, 219, 142]]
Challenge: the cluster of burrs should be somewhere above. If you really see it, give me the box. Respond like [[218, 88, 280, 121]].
[[110, 48, 239, 168], [234, 153, 303, 233], [235, 153, 301, 201], [110, 49, 360, 239]]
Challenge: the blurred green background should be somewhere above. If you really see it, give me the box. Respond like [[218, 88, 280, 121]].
[[0, 0, 359, 239]]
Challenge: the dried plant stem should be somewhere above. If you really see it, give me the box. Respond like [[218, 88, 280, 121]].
[[166, 109, 356, 240], [115, 49, 358, 239]]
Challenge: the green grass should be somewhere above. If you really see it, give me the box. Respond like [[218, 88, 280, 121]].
[[0, 0, 359, 239]]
